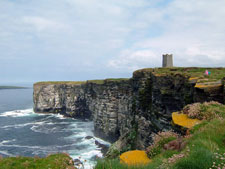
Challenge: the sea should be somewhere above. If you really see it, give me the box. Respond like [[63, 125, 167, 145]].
[[0, 84, 110, 169]]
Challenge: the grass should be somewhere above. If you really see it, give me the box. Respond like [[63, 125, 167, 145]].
[[95, 150, 180, 169], [133, 67, 225, 83], [34, 67, 225, 86], [181, 101, 225, 120], [34, 81, 86, 85], [0, 153, 75, 169], [173, 118, 225, 169], [35, 78, 130, 85], [105, 78, 129, 81], [95, 102, 225, 169], [87, 78, 129, 84]]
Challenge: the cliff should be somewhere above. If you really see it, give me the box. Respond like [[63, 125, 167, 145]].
[[33, 67, 225, 146], [33, 79, 132, 142]]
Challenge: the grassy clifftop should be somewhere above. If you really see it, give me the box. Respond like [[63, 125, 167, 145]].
[[34, 67, 225, 86], [34, 81, 86, 85], [34, 78, 129, 86], [134, 67, 225, 83]]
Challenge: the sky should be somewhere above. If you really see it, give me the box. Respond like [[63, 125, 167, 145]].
[[0, 0, 225, 83]]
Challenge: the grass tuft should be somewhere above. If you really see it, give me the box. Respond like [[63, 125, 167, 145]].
[[0, 153, 75, 169]]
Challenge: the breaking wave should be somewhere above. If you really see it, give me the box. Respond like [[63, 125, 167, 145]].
[[0, 108, 36, 117]]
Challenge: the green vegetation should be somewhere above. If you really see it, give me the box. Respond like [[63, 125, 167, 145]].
[[121, 128, 138, 153], [105, 78, 129, 81], [34, 67, 225, 86], [181, 101, 225, 120], [146, 131, 178, 158], [0, 153, 75, 169], [34, 78, 129, 86], [172, 118, 225, 169], [34, 81, 86, 85], [95, 150, 180, 169], [87, 78, 129, 84], [122, 97, 139, 153], [134, 67, 225, 83], [87, 79, 105, 84], [95, 102, 225, 169], [0, 86, 28, 89]]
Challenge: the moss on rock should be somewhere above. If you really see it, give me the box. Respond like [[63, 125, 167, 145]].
[[172, 112, 201, 129], [120, 150, 151, 166]]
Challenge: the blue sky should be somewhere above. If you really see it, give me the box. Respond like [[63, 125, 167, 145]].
[[0, 0, 225, 83]]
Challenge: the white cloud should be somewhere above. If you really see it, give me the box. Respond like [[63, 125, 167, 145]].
[[108, 49, 160, 71], [0, 0, 225, 82], [107, 0, 225, 70]]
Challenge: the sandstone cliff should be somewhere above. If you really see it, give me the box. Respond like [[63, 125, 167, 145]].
[[33, 68, 225, 147]]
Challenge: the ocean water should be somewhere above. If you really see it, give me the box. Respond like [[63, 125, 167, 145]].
[[0, 87, 110, 168]]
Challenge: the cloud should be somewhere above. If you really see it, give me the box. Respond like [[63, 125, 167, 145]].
[[107, 0, 225, 71], [108, 49, 160, 71], [0, 0, 225, 82]]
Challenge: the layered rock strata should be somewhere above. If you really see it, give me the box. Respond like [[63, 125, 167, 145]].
[[34, 80, 132, 142], [33, 68, 225, 146]]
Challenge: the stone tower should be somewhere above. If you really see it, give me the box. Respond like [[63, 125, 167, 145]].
[[162, 54, 173, 67]]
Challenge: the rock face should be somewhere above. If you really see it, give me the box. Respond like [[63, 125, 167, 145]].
[[34, 80, 132, 142], [33, 83, 91, 118], [222, 77, 225, 104], [33, 68, 225, 147]]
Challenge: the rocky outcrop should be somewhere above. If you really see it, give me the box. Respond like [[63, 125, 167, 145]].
[[194, 82, 223, 103], [33, 83, 91, 118], [33, 68, 225, 147]]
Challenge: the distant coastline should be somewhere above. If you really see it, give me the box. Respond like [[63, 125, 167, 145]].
[[0, 86, 29, 90]]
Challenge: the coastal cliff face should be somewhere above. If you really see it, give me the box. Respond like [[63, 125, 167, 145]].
[[33, 68, 225, 147], [33, 80, 133, 142], [33, 83, 91, 118], [85, 80, 133, 142]]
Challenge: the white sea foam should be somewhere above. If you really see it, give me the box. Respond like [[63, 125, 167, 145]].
[[0, 139, 16, 145], [69, 148, 103, 169], [94, 137, 111, 146], [0, 150, 14, 156], [2, 144, 39, 149], [0, 121, 46, 129], [82, 150, 103, 158], [30, 125, 59, 134], [78, 138, 94, 146], [0, 108, 36, 117], [64, 132, 88, 141], [54, 113, 67, 119]]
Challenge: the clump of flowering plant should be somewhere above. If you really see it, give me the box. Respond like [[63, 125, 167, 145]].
[[146, 131, 178, 158], [181, 101, 223, 120]]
